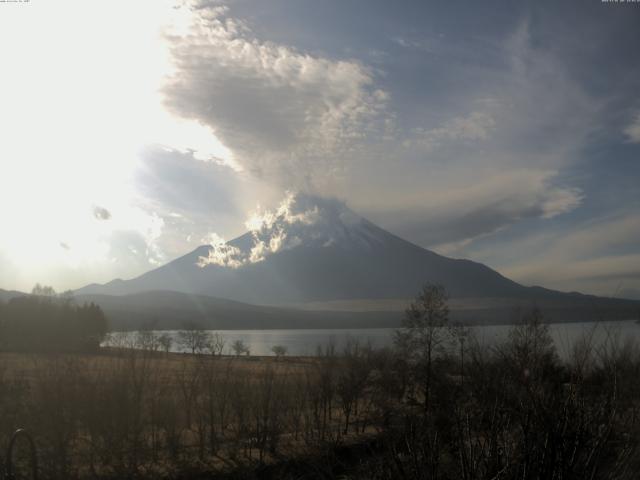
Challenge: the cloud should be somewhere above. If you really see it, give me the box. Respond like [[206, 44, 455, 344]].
[[92, 206, 112, 221], [507, 253, 640, 296], [162, 3, 389, 189], [343, 17, 599, 258], [106, 228, 165, 269], [197, 192, 318, 268], [161, 9, 593, 251], [154, 12, 602, 291], [361, 169, 583, 254], [136, 147, 240, 217], [410, 111, 496, 151], [197, 192, 371, 268], [4, 0, 635, 298], [132, 146, 285, 261], [494, 213, 640, 295], [624, 112, 640, 143], [391, 35, 433, 52], [539, 186, 584, 219], [197, 233, 245, 269]]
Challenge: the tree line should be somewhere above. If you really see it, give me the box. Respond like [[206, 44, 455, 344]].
[[0, 284, 108, 352]]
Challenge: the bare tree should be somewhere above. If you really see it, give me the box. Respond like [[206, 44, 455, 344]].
[[158, 333, 173, 353], [395, 284, 450, 413], [337, 339, 372, 434], [205, 332, 226, 356], [178, 323, 210, 354], [500, 306, 557, 383], [231, 339, 250, 357], [271, 345, 287, 360], [135, 330, 160, 352]]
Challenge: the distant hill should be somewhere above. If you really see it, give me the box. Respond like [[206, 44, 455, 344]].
[[0, 289, 27, 303], [76, 290, 399, 331], [76, 291, 640, 331]]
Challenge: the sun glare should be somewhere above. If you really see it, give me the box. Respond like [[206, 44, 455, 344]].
[[0, 0, 232, 279]]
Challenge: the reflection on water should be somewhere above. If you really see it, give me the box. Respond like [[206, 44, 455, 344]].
[[104, 320, 640, 358]]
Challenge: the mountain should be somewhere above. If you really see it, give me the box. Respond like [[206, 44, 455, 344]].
[[77, 195, 528, 302], [76, 194, 640, 323]]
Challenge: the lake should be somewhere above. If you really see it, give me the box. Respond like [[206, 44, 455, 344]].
[[105, 320, 640, 359]]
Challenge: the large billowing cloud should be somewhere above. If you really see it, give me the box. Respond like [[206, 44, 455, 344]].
[[161, 4, 590, 257], [162, 3, 388, 188]]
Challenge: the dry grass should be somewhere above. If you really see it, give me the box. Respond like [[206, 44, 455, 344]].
[[0, 347, 377, 479], [19, 351, 309, 378]]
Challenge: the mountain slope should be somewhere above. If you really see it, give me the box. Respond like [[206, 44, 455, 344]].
[[75, 194, 639, 314]]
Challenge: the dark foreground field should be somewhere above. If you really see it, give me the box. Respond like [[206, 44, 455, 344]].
[[3, 313, 640, 479], [0, 348, 384, 479]]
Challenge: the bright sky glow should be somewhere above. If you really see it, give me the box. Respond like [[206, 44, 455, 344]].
[[0, 0, 233, 286]]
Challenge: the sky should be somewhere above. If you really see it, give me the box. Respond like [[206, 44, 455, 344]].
[[0, 0, 639, 298]]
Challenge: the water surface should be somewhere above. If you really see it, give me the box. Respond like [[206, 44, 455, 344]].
[[106, 320, 640, 358]]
